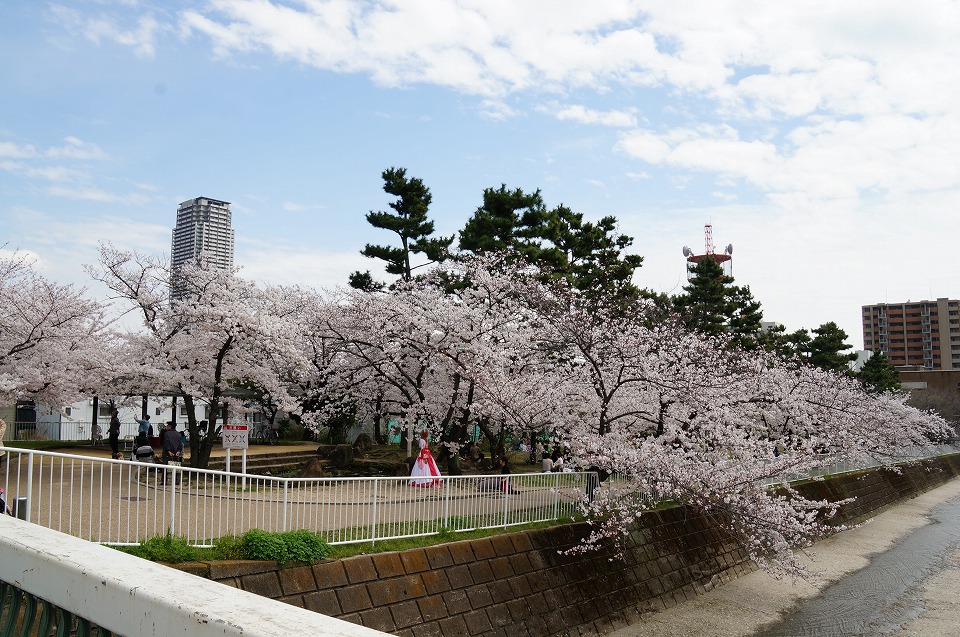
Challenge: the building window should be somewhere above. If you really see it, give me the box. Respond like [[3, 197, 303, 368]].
[[64, 407, 72, 416]]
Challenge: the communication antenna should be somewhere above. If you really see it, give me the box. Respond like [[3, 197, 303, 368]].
[[683, 223, 733, 280]]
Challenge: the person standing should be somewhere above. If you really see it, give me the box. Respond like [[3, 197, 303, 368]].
[[409, 430, 442, 487], [134, 414, 150, 436], [161, 421, 183, 485], [498, 456, 518, 494], [108, 408, 121, 457], [0, 417, 7, 470], [134, 414, 151, 448]]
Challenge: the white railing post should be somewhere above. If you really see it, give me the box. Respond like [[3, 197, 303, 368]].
[[370, 479, 379, 546], [168, 468, 177, 536], [25, 451, 34, 522], [500, 474, 511, 529], [443, 479, 451, 529], [282, 480, 289, 532]]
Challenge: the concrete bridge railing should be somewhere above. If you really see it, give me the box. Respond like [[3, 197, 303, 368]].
[[0, 513, 391, 637]]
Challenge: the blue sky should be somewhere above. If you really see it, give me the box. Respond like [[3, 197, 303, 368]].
[[3, 1, 959, 346]]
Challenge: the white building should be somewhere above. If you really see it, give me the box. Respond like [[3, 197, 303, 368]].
[[12, 397, 264, 443]]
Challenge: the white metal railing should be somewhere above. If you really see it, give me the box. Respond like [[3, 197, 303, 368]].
[[9, 419, 139, 442], [763, 444, 960, 485], [0, 447, 590, 546], [2, 444, 956, 548], [0, 513, 392, 637]]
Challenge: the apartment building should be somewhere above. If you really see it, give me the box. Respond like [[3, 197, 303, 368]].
[[170, 196, 234, 301], [862, 298, 960, 370]]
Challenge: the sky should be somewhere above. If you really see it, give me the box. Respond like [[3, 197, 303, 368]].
[[2, 1, 959, 348]]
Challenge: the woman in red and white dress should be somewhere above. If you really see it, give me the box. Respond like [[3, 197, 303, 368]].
[[410, 430, 442, 487]]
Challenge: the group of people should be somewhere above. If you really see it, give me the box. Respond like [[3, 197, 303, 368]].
[[411, 431, 521, 494], [535, 442, 569, 473], [102, 411, 184, 473]]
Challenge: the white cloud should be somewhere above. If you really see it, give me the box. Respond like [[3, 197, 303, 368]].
[[0, 160, 88, 182], [478, 99, 517, 121], [3, 208, 171, 287], [46, 137, 107, 161], [553, 104, 638, 128], [173, 1, 960, 210], [238, 240, 372, 291], [47, 186, 151, 206], [50, 5, 163, 58], [0, 141, 40, 158], [282, 201, 325, 212]]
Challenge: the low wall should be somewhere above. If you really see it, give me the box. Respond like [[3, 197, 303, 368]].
[[187, 455, 960, 637]]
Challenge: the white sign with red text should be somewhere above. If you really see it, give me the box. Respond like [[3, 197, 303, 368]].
[[222, 424, 249, 450]]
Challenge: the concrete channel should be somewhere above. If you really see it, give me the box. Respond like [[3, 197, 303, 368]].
[[608, 479, 960, 637]]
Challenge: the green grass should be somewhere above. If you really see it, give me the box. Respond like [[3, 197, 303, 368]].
[[325, 518, 575, 559], [111, 516, 585, 564], [115, 529, 332, 565]]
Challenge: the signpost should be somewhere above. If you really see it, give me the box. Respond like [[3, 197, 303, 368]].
[[222, 424, 249, 479]]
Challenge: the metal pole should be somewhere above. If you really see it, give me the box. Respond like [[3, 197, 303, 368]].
[[13, 496, 27, 521], [168, 468, 177, 536], [90, 396, 99, 445], [25, 452, 34, 522], [443, 478, 451, 529], [370, 479, 378, 546], [501, 479, 509, 529]]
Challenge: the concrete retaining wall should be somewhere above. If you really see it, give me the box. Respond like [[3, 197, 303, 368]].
[[186, 455, 960, 637]]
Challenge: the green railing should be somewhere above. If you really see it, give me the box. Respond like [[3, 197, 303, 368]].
[[0, 580, 113, 637]]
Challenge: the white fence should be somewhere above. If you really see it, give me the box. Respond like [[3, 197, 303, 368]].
[[8, 419, 140, 442], [3, 445, 958, 549], [0, 447, 590, 547]]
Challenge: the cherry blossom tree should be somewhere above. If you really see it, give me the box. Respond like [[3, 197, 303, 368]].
[[515, 275, 950, 575], [341, 255, 949, 575], [0, 249, 108, 408], [86, 245, 302, 468]]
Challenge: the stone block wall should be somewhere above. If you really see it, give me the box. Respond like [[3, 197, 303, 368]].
[[185, 454, 960, 637]]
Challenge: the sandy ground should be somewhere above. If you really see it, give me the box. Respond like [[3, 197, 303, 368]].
[[608, 479, 960, 637]]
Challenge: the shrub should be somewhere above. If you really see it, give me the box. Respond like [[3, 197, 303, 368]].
[[238, 529, 331, 565], [116, 529, 330, 565], [121, 534, 201, 563], [212, 534, 245, 560], [281, 529, 331, 564]]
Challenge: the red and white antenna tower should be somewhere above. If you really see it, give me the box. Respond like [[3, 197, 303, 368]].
[[682, 223, 732, 280]]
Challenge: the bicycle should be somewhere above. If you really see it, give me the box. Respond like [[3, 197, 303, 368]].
[[252, 423, 279, 445]]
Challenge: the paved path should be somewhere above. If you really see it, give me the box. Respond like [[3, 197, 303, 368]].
[[608, 479, 960, 637]]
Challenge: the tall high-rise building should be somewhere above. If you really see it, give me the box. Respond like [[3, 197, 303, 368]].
[[862, 298, 960, 370], [170, 197, 234, 301]]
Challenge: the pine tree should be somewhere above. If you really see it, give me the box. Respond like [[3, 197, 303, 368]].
[[350, 167, 452, 288], [859, 351, 901, 393], [459, 187, 643, 307], [806, 322, 858, 373]]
